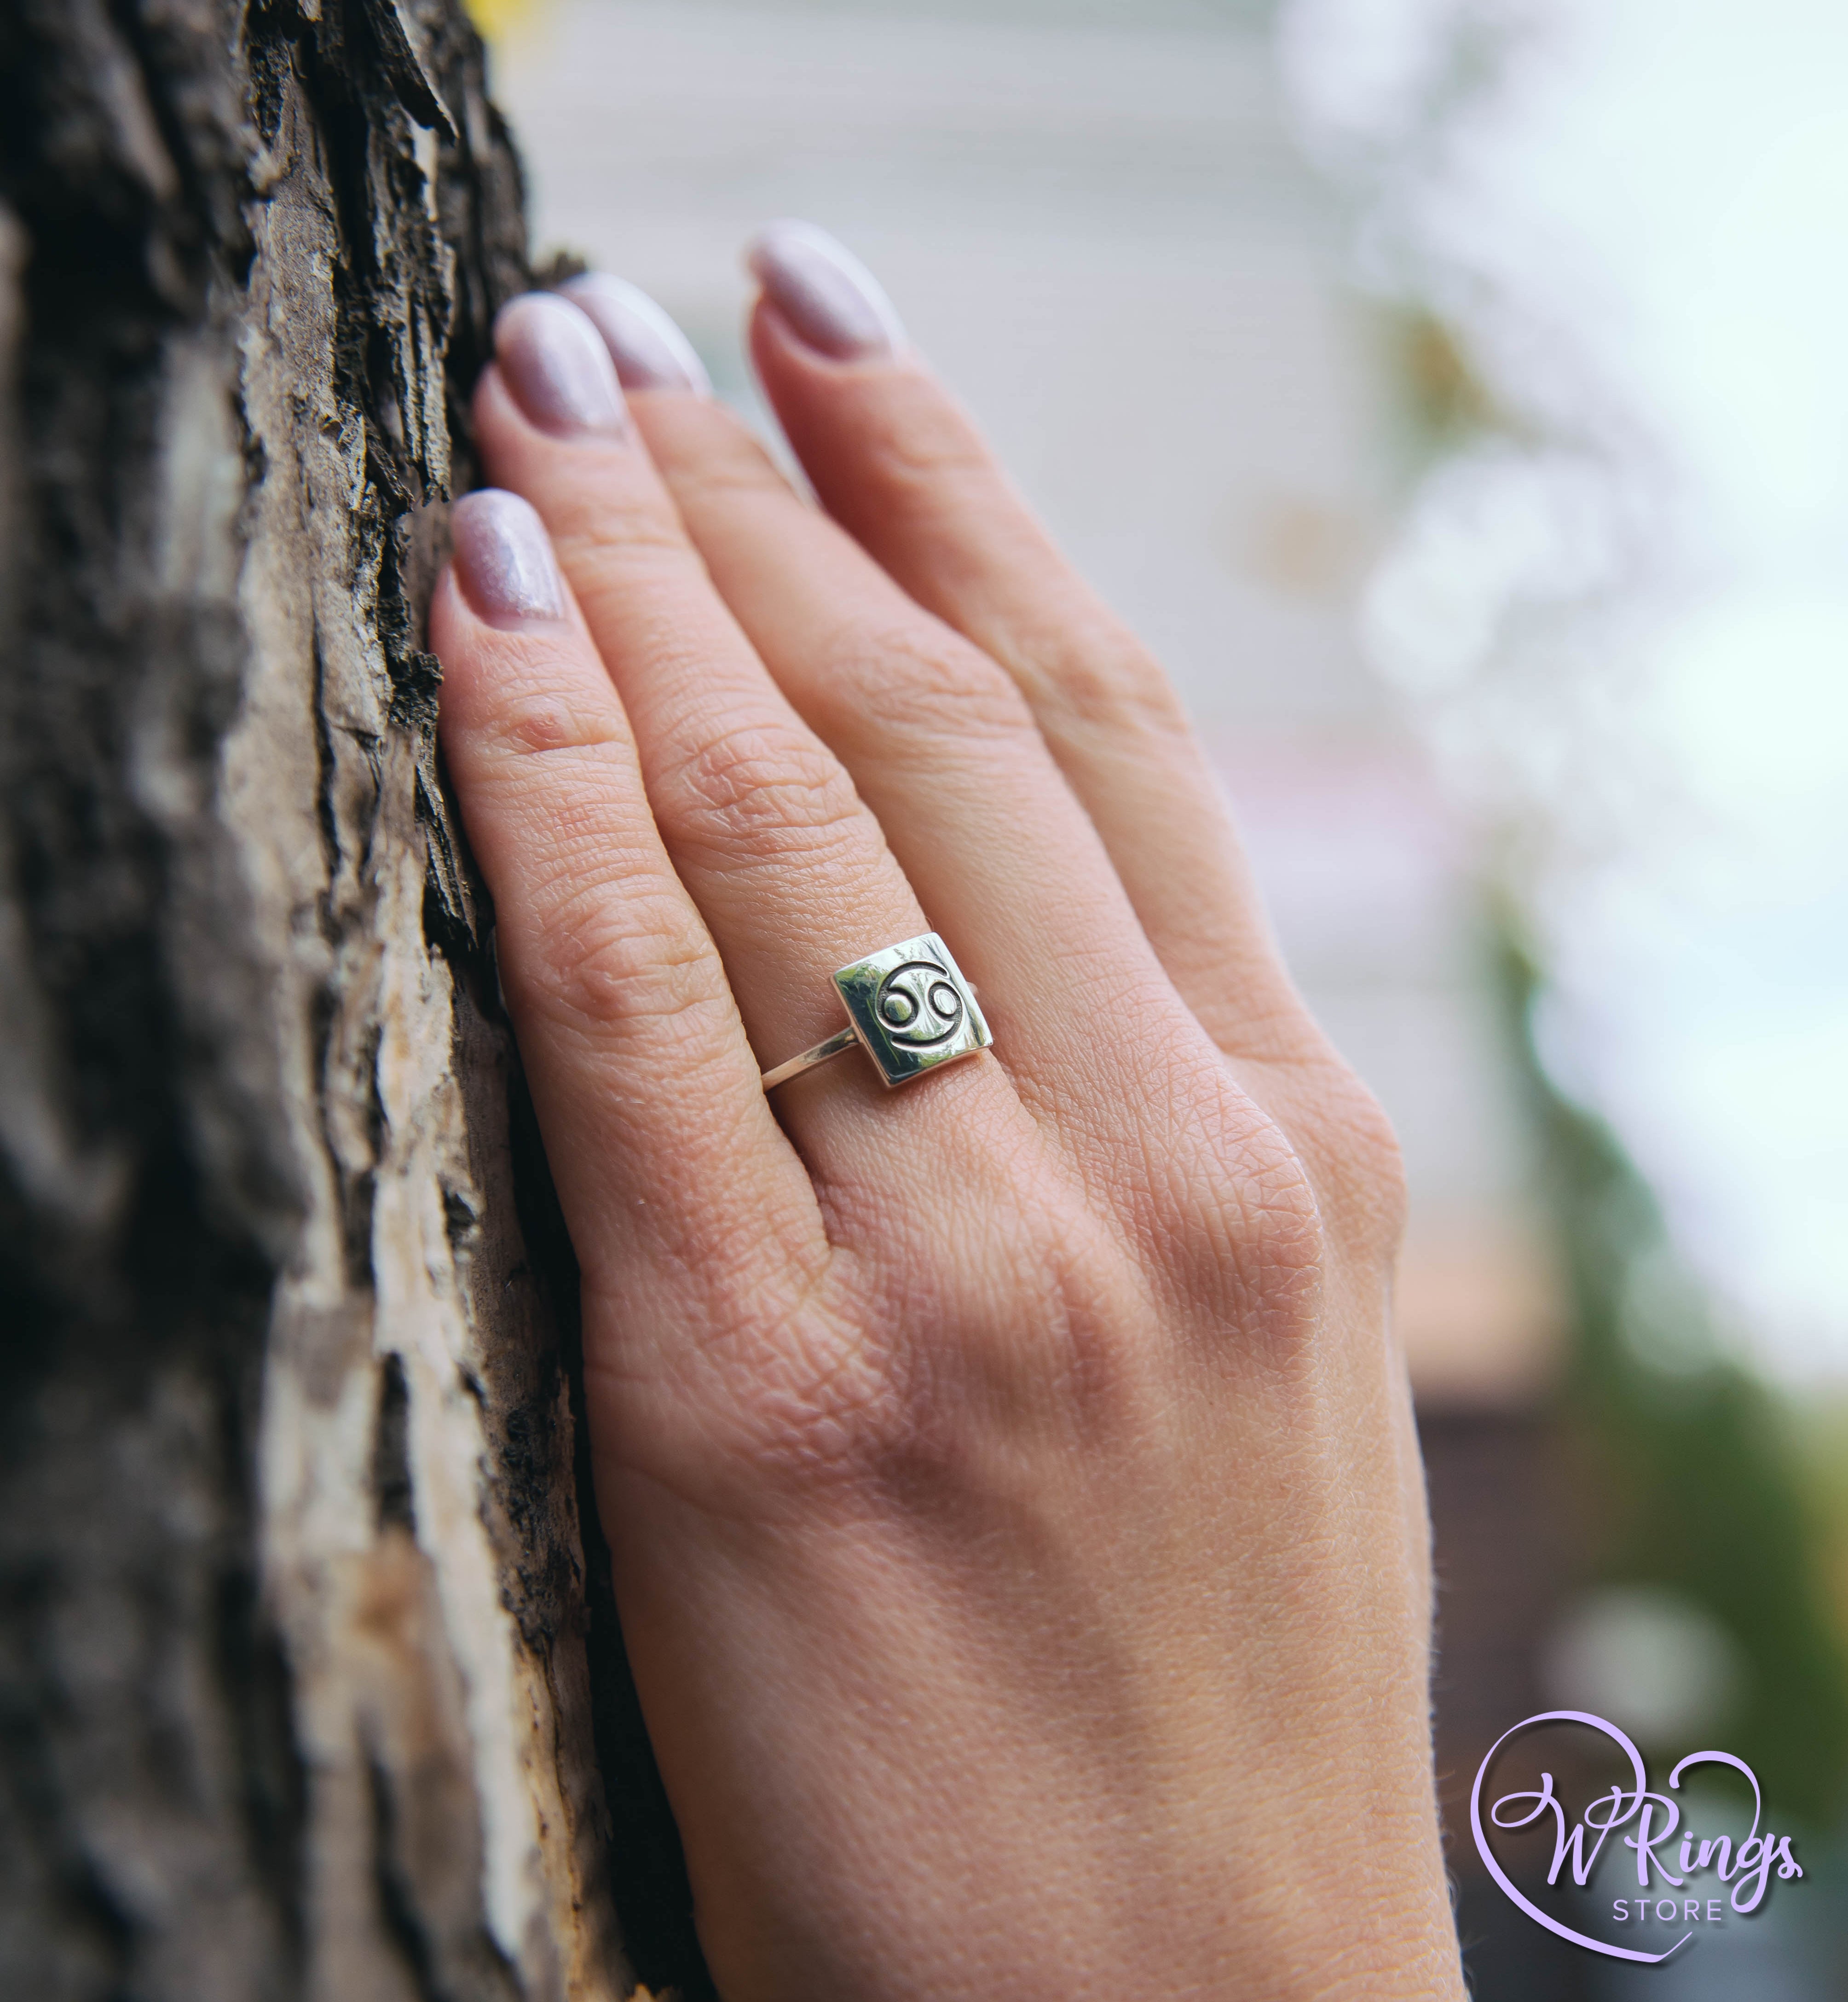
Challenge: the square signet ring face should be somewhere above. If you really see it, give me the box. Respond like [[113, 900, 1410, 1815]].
[[835, 933, 991, 1087]]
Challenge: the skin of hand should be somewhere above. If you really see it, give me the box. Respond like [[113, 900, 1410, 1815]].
[[429, 228, 1464, 2002]]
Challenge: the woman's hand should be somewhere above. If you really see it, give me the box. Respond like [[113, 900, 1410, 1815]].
[[430, 223, 1461, 2002]]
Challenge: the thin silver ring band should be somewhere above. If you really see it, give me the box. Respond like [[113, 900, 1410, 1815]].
[[759, 1025, 859, 1093]]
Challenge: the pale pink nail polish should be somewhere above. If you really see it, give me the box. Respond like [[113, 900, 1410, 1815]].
[[563, 273, 712, 394], [744, 220, 906, 361], [450, 490, 567, 626], [493, 292, 629, 437]]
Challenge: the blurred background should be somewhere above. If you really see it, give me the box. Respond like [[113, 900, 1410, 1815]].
[[468, 0, 1848, 1990]]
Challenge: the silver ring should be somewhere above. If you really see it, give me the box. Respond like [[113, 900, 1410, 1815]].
[[761, 932, 992, 1092]]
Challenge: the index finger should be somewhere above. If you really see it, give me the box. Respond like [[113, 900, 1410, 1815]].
[[431, 490, 825, 1315]]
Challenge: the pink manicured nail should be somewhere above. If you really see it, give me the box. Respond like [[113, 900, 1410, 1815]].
[[562, 273, 712, 394], [450, 490, 567, 626], [744, 220, 906, 361], [493, 292, 629, 437]]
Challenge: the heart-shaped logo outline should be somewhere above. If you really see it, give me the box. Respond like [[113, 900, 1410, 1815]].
[[1470, 1709, 1790, 1964]]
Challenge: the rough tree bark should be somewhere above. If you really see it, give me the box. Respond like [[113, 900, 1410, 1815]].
[[0, 4, 704, 1996]]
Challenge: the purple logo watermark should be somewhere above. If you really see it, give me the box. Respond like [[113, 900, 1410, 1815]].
[[1471, 1710, 1804, 1963]]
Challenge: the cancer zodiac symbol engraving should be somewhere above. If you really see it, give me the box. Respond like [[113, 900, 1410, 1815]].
[[874, 960, 967, 1047], [832, 932, 992, 1086]]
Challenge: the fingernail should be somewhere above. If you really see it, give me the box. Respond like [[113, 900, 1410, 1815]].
[[493, 292, 629, 437], [450, 490, 567, 626], [744, 220, 905, 361], [562, 273, 712, 395]]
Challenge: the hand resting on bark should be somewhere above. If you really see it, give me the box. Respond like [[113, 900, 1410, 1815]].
[[429, 221, 1464, 2002]]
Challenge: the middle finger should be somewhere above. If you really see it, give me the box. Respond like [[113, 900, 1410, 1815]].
[[475, 296, 1064, 1208], [612, 384, 1222, 1162]]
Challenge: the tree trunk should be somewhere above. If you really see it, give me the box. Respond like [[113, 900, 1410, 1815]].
[[0, 4, 701, 1996]]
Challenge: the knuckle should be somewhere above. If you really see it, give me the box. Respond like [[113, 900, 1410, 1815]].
[[604, 1283, 924, 1516], [862, 1249, 1188, 1509], [658, 425, 793, 509], [559, 516, 706, 602], [1185, 1053, 1409, 1317], [726, 1314, 918, 1496], [1033, 625, 1191, 741], [650, 1200, 1160, 1514], [1217, 1116, 1332, 1321], [1168, 1036, 1412, 1300], [1301, 1063, 1409, 1263], [823, 615, 1038, 747], [853, 1186, 1176, 1474], [1155, 1054, 1422, 1372], [671, 717, 869, 862], [863, 406, 994, 493], [527, 881, 730, 1055], [490, 687, 624, 758], [1156, 1070, 1334, 1346], [835, 389, 1195, 746]]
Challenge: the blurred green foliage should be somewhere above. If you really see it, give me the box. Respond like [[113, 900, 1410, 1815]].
[[1501, 926, 1848, 1829], [1394, 306, 1502, 456]]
